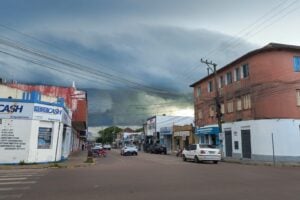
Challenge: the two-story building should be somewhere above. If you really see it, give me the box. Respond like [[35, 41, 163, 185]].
[[191, 43, 300, 163]]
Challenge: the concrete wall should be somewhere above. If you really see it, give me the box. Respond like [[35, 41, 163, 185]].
[[0, 119, 31, 164], [222, 119, 300, 162], [0, 85, 24, 99]]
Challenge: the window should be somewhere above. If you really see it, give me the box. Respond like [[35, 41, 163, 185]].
[[236, 98, 242, 111], [227, 100, 234, 113], [294, 57, 300, 72], [209, 105, 215, 117], [242, 94, 251, 109], [297, 90, 300, 106], [242, 64, 249, 78], [234, 141, 239, 150], [226, 71, 232, 85], [197, 87, 201, 97], [219, 76, 224, 88], [221, 103, 225, 114], [208, 81, 213, 92], [198, 109, 203, 119], [38, 127, 52, 149], [235, 67, 241, 81]]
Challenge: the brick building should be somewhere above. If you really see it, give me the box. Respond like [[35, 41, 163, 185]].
[[191, 43, 300, 162]]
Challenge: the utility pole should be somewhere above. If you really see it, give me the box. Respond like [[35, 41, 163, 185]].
[[200, 59, 222, 139]]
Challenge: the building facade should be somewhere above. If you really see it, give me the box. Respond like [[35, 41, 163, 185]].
[[191, 43, 300, 162], [144, 115, 194, 152], [0, 82, 88, 164]]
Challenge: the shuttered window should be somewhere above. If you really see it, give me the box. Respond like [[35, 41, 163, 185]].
[[209, 105, 215, 117], [237, 98, 242, 111], [198, 109, 203, 119], [243, 94, 251, 109], [227, 100, 234, 113], [297, 90, 300, 106]]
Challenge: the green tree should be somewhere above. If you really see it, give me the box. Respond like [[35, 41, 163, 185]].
[[98, 126, 123, 144]]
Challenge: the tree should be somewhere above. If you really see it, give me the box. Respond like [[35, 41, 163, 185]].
[[98, 126, 123, 144]]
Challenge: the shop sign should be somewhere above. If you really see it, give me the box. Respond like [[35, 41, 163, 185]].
[[33, 104, 62, 122], [160, 127, 172, 135], [0, 102, 33, 120], [197, 126, 219, 135], [174, 131, 190, 137]]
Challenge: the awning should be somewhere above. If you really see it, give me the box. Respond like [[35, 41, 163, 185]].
[[196, 126, 219, 135]]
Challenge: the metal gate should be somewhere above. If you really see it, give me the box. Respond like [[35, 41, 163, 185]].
[[241, 129, 252, 158], [225, 130, 232, 157]]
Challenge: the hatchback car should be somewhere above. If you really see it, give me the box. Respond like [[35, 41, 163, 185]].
[[120, 145, 138, 156], [103, 144, 112, 150], [182, 144, 221, 164]]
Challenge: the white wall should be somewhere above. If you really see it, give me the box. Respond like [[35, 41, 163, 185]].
[[222, 119, 300, 158], [27, 120, 63, 163], [0, 119, 31, 164], [0, 85, 24, 99]]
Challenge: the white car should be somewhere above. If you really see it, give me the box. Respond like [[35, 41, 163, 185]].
[[121, 145, 138, 156], [103, 144, 112, 150], [182, 144, 221, 164]]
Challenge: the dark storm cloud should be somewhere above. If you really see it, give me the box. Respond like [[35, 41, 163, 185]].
[[0, 0, 261, 126]]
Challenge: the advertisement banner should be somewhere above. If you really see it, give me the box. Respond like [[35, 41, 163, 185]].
[[0, 102, 33, 120], [33, 104, 63, 122]]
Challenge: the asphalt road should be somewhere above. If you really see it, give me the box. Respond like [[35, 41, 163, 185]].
[[1, 150, 300, 200]]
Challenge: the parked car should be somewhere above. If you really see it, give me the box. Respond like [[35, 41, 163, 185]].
[[182, 144, 221, 164], [121, 145, 138, 156], [93, 143, 103, 149], [149, 143, 167, 154], [103, 144, 112, 150]]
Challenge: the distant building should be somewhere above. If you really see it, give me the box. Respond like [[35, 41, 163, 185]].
[[0, 82, 87, 164], [191, 43, 300, 163], [144, 115, 194, 152]]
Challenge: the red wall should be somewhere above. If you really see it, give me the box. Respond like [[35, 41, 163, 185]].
[[193, 50, 300, 127]]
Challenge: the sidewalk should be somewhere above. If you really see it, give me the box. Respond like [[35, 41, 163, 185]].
[[0, 150, 95, 170]]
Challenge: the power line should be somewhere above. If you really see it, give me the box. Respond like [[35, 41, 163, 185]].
[[180, 0, 299, 82], [0, 36, 182, 96]]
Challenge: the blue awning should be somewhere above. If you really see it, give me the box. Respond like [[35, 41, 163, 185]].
[[196, 127, 219, 135]]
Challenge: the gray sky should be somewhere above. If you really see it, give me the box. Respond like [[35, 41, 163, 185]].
[[0, 0, 299, 126]]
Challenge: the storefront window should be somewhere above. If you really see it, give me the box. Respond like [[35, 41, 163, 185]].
[[37, 127, 52, 149]]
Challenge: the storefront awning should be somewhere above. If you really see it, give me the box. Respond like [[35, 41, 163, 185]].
[[196, 126, 219, 135]]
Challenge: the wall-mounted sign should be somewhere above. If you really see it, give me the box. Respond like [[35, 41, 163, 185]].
[[33, 104, 63, 122], [197, 126, 220, 135], [0, 102, 33, 120]]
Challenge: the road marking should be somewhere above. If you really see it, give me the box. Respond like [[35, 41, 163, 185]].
[[0, 174, 42, 178], [0, 194, 22, 199], [0, 177, 28, 181], [0, 181, 36, 185], [0, 186, 30, 191]]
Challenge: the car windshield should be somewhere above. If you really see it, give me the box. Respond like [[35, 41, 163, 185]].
[[199, 144, 217, 149]]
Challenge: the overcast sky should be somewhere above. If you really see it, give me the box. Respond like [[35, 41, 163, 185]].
[[0, 0, 299, 126]]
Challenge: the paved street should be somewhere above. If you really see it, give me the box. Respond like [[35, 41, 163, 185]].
[[1, 150, 300, 200]]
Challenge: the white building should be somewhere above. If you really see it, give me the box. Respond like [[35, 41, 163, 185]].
[[0, 84, 75, 164], [221, 119, 300, 163]]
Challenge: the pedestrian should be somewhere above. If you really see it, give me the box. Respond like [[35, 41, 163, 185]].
[[81, 143, 85, 151]]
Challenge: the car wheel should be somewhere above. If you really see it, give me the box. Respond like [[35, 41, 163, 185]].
[[182, 155, 187, 162], [194, 156, 199, 163], [135, 152, 138, 156], [213, 161, 218, 164]]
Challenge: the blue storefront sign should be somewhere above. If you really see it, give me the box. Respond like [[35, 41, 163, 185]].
[[160, 127, 172, 135], [196, 126, 220, 135], [197, 126, 220, 146]]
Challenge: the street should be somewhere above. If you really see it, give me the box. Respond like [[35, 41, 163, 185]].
[[1, 150, 300, 200]]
